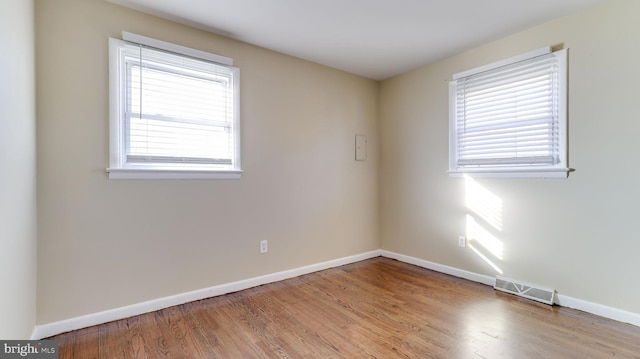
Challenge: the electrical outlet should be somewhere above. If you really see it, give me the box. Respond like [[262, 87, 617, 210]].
[[458, 236, 466, 248], [260, 240, 268, 253]]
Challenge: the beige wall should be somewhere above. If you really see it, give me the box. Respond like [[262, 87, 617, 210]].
[[0, 0, 37, 339], [36, 0, 379, 324], [380, 0, 640, 314]]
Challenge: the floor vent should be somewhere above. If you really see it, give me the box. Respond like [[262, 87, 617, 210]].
[[494, 276, 556, 305]]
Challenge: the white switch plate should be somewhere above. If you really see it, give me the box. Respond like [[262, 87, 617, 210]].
[[355, 134, 367, 161]]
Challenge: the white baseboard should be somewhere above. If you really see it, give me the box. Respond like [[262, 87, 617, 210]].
[[556, 294, 640, 328], [380, 250, 640, 328], [379, 250, 495, 286], [32, 249, 640, 339], [32, 250, 382, 339]]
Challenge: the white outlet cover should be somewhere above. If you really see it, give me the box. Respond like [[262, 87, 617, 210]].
[[458, 236, 466, 248], [260, 240, 268, 253]]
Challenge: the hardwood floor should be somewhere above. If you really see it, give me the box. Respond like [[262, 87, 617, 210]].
[[51, 257, 640, 358]]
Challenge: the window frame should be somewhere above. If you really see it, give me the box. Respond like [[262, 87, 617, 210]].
[[107, 32, 241, 180], [448, 47, 569, 179]]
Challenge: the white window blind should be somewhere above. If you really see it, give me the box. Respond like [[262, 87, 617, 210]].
[[449, 48, 568, 178], [108, 35, 241, 179]]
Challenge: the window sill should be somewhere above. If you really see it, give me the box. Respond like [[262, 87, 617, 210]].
[[106, 167, 243, 180], [448, 168, 570, 179]]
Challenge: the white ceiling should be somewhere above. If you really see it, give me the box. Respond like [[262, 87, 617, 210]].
[[107, 0, 606, 80]]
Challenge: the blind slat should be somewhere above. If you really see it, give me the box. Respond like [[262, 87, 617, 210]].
[[458, 116, 556, 134], [458, 156, 554, 166], [122, 43, 237, 167], [457, 59, 555, 92]]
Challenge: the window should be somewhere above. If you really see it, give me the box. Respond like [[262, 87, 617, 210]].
[[449, 47, 568, 178], [107, 32, 241, 179]]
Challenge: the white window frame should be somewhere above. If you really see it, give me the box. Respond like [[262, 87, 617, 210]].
[[449, 47, 569, 179], [107, 32, 241, 180]]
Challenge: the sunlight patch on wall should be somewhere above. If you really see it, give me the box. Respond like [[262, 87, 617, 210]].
[[464, 175, 503, 231], [465, 175, 504, 274], [466, 215, 504, 260], [468, 242, 504, 275]]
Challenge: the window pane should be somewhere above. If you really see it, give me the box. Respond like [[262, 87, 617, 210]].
[[452, 51, 562, 169], [124, 45, 236, 167]]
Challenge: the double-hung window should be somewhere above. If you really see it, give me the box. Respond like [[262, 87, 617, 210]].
[[449, 47, 568, 178], [108, 32, 241, 179]]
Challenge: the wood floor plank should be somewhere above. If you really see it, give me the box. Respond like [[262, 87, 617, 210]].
[[49, 257, 640, 358]]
